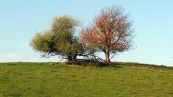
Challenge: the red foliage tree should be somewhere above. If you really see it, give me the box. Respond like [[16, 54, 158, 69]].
[[80, 6, 133, 64]]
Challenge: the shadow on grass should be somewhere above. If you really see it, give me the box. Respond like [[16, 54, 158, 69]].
[[65, 60, 122, 68], [65, 60, 173, 70]]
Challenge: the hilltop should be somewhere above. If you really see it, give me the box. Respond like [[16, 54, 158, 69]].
[[0, 62, 173, 97]]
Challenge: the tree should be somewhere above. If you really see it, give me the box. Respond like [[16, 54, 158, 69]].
[[80, 6, 133, 64], [31, 16, 83, 62]]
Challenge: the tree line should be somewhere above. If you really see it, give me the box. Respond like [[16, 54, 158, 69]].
[[30, 6, 133, 65]]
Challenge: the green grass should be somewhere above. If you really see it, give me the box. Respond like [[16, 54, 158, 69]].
[[0, 62, 173, 97]]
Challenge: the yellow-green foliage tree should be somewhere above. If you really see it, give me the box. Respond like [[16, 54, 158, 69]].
[[31, 16, 83, 62]]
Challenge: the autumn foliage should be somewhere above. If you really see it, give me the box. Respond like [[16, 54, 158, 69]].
[[80, 6, 133, 64], [31, 6, 134, 65]]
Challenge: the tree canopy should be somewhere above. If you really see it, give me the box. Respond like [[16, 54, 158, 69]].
[[31, 16, 83, 62], [31, 6, 134, 65], [80, 6, 133, 64]]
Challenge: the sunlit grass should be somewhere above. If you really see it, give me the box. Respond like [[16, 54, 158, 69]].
[[0, 62, 173, 97]]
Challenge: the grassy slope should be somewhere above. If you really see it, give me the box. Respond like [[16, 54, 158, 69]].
[[0, 62, 173, 97]]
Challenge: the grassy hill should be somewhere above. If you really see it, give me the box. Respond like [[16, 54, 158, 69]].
[[0, 62, 173, 97]]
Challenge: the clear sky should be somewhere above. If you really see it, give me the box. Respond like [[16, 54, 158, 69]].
[[0, 0, 173, 66]]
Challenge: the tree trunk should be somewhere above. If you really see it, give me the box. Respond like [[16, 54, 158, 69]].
[[68, 55, 73, 62], [105, 51, 110, 64], [67, 54, 77, 62]]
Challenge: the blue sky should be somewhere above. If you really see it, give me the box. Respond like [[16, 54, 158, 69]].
[[0, 0, 173, 66]]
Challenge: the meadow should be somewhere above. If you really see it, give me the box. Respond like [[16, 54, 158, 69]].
[[0, 62, 173, 97]]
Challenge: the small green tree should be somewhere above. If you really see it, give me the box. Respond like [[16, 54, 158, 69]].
[[31, 16, 83, 62]]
